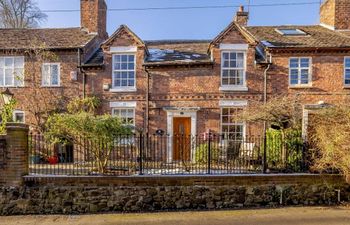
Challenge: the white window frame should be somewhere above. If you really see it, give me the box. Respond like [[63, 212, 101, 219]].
[[112, 107, 136, 126], [0, 56, 25, 87], [220, 51, 248, 91], [111, 53, 136, 92], [289, 57, 312, 87], [13, 110, 25, 123], [41, 63, 61, 87], [220, 107, 246, 141], [344, 57, 350, 87]]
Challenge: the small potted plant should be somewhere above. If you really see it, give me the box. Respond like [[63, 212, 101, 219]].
[[48, 155, 58, 165]]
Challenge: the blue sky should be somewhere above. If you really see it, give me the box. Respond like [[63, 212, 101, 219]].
[[36, 0, 321, 40]]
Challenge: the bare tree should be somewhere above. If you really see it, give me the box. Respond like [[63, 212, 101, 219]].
[[0, 0, 47, 28]]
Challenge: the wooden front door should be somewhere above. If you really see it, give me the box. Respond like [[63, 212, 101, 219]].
[[173, 117, 191, 161]]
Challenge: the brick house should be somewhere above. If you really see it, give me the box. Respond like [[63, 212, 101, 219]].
[[1, 0, 350, 159]]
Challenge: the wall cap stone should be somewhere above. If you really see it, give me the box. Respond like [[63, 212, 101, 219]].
[[6, 123, 29, 131]]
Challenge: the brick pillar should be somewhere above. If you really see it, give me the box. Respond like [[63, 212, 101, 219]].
[[2, 123, 29, 186]]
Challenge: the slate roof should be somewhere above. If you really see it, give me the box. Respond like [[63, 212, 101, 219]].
[[244, 25, 350, 49], [0, 27, 97, 50], [83, 40, 213, 67], [144, 40, 212, 66], [84, 48, 104, 66]]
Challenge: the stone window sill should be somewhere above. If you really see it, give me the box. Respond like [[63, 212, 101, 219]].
[[289, 85, 312, 89], [109, 87, 137, 93], [219, 86, 248, 92]]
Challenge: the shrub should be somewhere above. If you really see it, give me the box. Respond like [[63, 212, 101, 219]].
[[265, 128, 303, 171], [195, 143, 220, 164]]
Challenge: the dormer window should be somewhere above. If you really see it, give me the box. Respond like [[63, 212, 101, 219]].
[[276, 28, 307, 36]]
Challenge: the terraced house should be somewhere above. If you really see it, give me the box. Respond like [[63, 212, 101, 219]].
[[1, 0, 350, 159]]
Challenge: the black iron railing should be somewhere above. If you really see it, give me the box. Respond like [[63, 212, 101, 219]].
[[28, 132, 308, 176]]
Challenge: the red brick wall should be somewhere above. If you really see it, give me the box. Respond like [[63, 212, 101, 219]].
[[320, 0, 350, 30], [268, 51, 350, 104], [0, 50, 84, 130], [90, 26, 264, 137], [80, 0, 108, 39]]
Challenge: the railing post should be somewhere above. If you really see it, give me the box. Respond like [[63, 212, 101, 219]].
[[207, 131, 211, 175], [262, 123, 268, 173], [139, 132, 143, 175]]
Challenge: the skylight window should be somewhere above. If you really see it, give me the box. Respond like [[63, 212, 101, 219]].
[[276, 28, 307, 36]]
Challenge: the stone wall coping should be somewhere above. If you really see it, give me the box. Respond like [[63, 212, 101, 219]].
[[6, 123, 29, 131], [22, 174, 345, 187]]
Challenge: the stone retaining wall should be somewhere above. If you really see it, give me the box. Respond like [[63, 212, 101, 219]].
[[0, 174, 349, 215]]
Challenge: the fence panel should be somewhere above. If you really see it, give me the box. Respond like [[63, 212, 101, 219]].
[[28, 132, 308, 176]]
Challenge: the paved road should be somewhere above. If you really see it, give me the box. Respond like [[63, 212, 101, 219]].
[[1, 207, 350, 225]]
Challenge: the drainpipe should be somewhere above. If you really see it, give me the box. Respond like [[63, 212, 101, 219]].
[[77, 48, 86, 99], [144, 67, 150, 134], [262, 53, 272, 173]]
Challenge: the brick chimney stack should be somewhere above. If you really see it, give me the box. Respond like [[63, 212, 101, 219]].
[[320, 0, 350, 30], [81, 0, 108, 40], [234, 5, 249, 26]]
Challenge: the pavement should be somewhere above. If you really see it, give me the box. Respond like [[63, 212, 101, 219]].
[[1, 207, 350, 225]]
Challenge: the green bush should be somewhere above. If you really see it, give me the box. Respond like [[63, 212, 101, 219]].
[[265, 128, 303, 171], [194, 143, 220, 164]]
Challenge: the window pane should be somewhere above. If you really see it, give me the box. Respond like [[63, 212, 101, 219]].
[[14, 112, 24, 123], [290, 58, 299, 68], [114, 79, 121, 87], [236, 58, 244, 68], [14, 57, 24, 68], [128, 63, 134, 70], [114, 55, 121, 62], [113, 108, 135, 125], [223, 61, 229, 68], [128, 80, 135, 87], [346, 58, 350, 68], [229, 60, 237, 68], [51, 65, 59, 85], [290, 78, 298, 85], [222, 78, 229, 85], [345, 69, 350, 79], [5, 58, 13, 67], [222, 70, 229, 77], [300, 69, 309, 84], [222, 53, 229, 60], [42, 65, 50, 86], [230, 53, 236, 60], [0, 58, 4, 68], [128, 55, 135, 62], [0, 68, 3, 86], [128, 71, 135, 79], [121, 55, 128, 62], [5, 69, 13, 86], [14, 68, 24, 86], [114, 71, 121, 79], [121, 62, 127, 70], [237, 53, 244, 60], [114, 63, 120, 70], [300, 58, 310, 67]]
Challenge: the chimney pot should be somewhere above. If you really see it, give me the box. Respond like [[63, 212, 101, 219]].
[[234, 5, 249, 26]]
